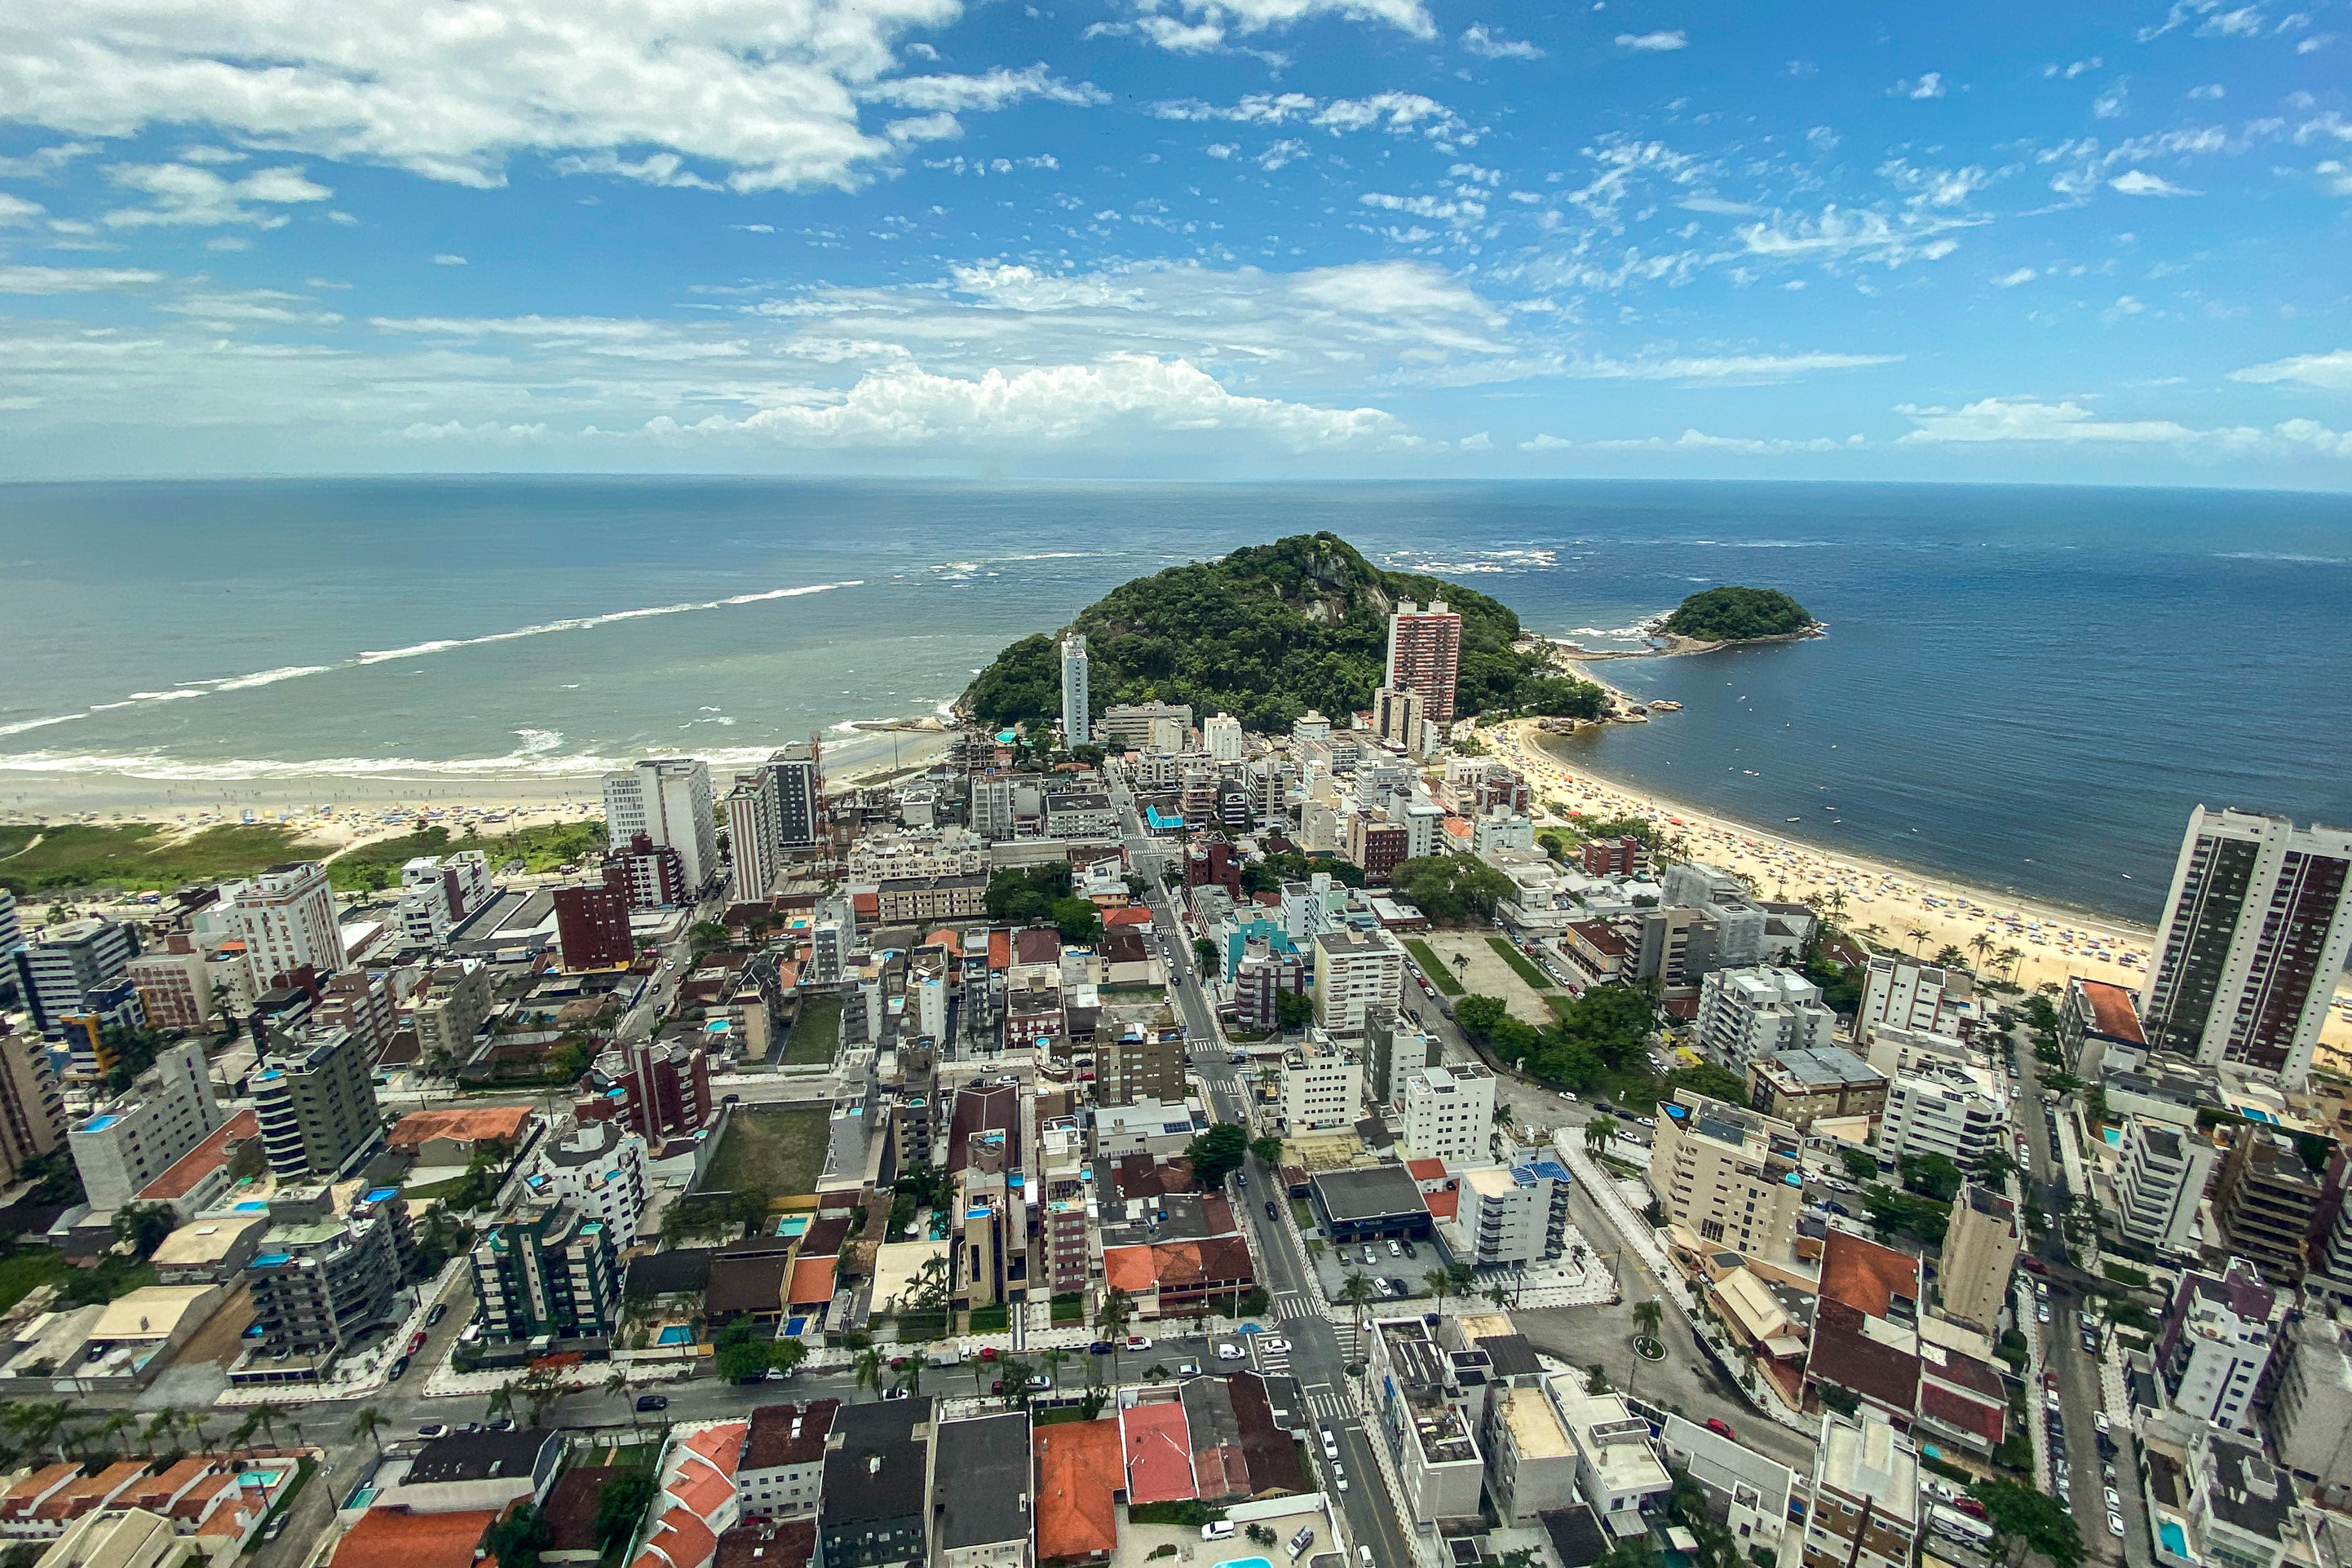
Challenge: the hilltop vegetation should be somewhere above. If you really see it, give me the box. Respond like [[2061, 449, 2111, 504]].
[[963, 532, 1607, 735], [1661, 585, 1817, 643], [0, 823, 316, 895]]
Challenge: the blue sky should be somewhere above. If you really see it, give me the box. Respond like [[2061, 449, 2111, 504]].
[[2, 0, 2349, 484]]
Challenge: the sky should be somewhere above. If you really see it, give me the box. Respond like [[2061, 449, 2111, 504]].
[[2, 0, 2349, 484]]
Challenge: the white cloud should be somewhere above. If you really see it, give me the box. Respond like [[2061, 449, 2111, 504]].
[[1735, 205, 1980, 268], [1897, 71, 1947, 99], [1993, 267, 2037, 286], [2188, 83, 2226, 99], [1, 0, 987, 194], [1153, 91, 1470, 144], [1896, 397, 2352, 456], [1568, 351, 1900, 383], [2110, 170, 2199, 196], [2093, 81, 2130, 118], [0, 193, 46, 225], [1459, 430, 1493, 449], [432, 254, 468, 266], [860, 64, 1106, 112], [1581, 428, 1862, 453], [1106, 0, 1433, 54], [0, 142, 97, 178], [0, 265, 166, 293], [2312, 160, 2352, 196], [2230, 347, 2352, 389], [549, 152, 723, 190], [657, 355, 1401, 449], [1460, 24, 1542, 60], [1616, 30, 1687, 51], [101, 162, 332, 227], [158, 289, 343, 328], [1359, 191, 1486, 221]]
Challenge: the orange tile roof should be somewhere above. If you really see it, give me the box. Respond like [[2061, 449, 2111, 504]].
[[635, 1508, 720, 1568], [1819, 1229, 1921, 1318], [988, 930, 1011, 970], [788, 1256, 837, 1309], [1120, 1402, 1196, 1504], [1422, 1187, 1458, 1221], [0, 1464, 77, 1520], [1103, 908, 1154, 928], [1405, 1158, 1448, 1182], [170, 1473, 237, 1522], [2077, 978, 2146, 1045], [1035, 1419, 1124, 1561], [666, 1466, 734, 1522], [39, 1460, 143, 1520], [332, 1508, 498, 1568], [194, 1506, 253, 1539], [1103, 1244, 1155, 1294], [924, 929, 962, 955], [140, 1109, 259, 1202], [127, 1457, 215, 1509], [388, 1105, 534, 1153], [680, 1421, 748, 1480]]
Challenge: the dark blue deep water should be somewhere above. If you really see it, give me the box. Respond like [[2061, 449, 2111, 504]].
[[2, 477, 2347, 921]]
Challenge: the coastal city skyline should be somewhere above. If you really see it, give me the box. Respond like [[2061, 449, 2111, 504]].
[[2, 3, 2350, 481]]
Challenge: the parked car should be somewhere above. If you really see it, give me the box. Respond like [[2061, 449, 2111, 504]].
[[1126, 1336, 1152, 1351], [426, 1302, 448, 1327], [418, 1423, 449, 1439], [1704, 1417, 1735, 1439], [2104, 1487, 2121, 1510], [1178, 1361, 1201, 1376], [1953, 1498, 1988, 1522], [637, 1395, 669, 1412], [1322, 1429, 1340, 1460], [387, 1354, 411, 1382], [1089, 1341, 1116, 1356], [1386, 1239, 1403, 1257], [1203, 1522, 1236, 1543], [1216, 1342, 1245, 1360], [486, 1418, 516, 1433], [2108, 1513, 2126, 1539], [263, 1517, 289, 1543], [1558, 1090, 1578, 1102], [1028, 1374, 1052, 1390], [2094, 1411, 2111, 1434], [980, 1347, 1000, 1362], [881, 1387, 911, 1400]]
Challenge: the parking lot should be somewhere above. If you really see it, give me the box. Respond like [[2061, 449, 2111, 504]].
[[1306, 1230, 1435, 1306]]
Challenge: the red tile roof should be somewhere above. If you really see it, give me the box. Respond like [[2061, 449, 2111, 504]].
[[1121, 1402, 1197, 1504], [634, 1508, 720, 1568], [1806, 1301, 1920, 1413], [787, 1256, 837, 1309], [2077, 979, 2146, 1045], [140, 1109, 260, 1202], [1035, 1419, 1125, 1561], [1103, 1245, 1154, 1294], [1015, 928, 1061, 965], [988, 930, 1011, 970], [1103, 908, 1154, 929], [1819, 1229, 1920, 1318], [0, 1464, 77, 1522], [1405, 1158, 1448, 1182], [388, 1105, 533, 1154], [332, 1509, 498, 1568]]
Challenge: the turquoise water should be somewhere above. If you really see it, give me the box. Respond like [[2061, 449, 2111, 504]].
[[1214, 1557, 1275, 1568], [657, 1326, 694, 1345], [773, 1215, 809, 1237], [2160, 1521, 2187, 1557], [2103, 1128, 2122, 1146], [2, 479, 2347, 921]]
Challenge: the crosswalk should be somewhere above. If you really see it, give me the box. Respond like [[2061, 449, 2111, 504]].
[[1304, 1383, 1355, 1421], [1273, 1292, 1321, 1323]]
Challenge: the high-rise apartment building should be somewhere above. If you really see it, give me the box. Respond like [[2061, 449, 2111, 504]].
[[2155, 1260, 2282, 1434], [238, 1186, 410, 1378], [1695, 967, 1837, 1071], [0, 1031, 64, 1182], [394, 849, 493, 944], [725, 744, 823, 898], [602, 757, 718, 896], [1373, 684, 1426, 753], [1858, 956, 1970, 1036], [1938, 1184, 2020, 1332], [10, 917, 139, 1040], [214, 863, 345, 984], [1279, 1034, 1364, 1132], [529, 1120, 648, 1242], [2115, 1117, 2218, 1258], [2213, 1129, 2324, 1285], [252, 1025, 382, 1180], [1311, 926, 1405, 1037], [2142, 806, 2352, 1080], [1650, 1090, 1805, 1261], [1399, 1063, 1496, 1168], [1202, 712, 1245, 761], [552, 881, 634, 970], [1099, 1012, 1186, 1107], [1059, 633, 1090, 745], [67, 1038, 226, 1211], [1386, 599, 1463, 723], [471, 1200, 621, 1343], [1802, 1410, 1918, 1568], [1877, 1067, 2005, 1169]]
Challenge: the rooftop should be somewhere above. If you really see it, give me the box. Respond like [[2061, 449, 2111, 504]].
[[331, 1509, 497, 1568], [933, 1412, 1032, 1550], [1311, 1162, 1427, 1223], [1034, 1419, 1124, 1562], [742, 1400, 839, 1472], [405, 1428, 555, 1486]]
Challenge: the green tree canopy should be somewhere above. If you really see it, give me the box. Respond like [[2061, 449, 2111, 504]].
[[1184, 1124, 1250, 1190], [984, 864, 1072, 922], [1661, 586, 1816, 643], [1970, 1477, 2085, 1568], [1390, 855, 1516, 924]]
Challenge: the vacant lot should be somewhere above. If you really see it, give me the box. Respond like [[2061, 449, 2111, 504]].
[[780, 996, 841, 1067], [0, 823, 316, 895], [1415, 931, 1556, 1027], [701, 1106, 829, 1199]]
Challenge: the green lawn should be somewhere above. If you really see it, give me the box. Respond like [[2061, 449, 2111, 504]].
[[780, 996, 841, 1067], [1488, 936, 1556, 990], [700, 1105, 829, 1199], [0, 1248, 70, 1314], [969, 1303, 1010, 1332], [327, 820, 606, 890], [1404, 939, 1464, 996], [0, 823, 317, 895]]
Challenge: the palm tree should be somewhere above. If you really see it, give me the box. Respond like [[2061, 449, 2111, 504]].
[[95, 1411, 136, 1458], [2000, 946, 2023, 982], [1583, 1117, 1616, 1157], [1905, 926, 1930, 957], [351, 1407, 387, 1458], [1100, 1287, 1132, 1384], [1629, 1296, 1665, 1396], [1969, 933, 1996, 973], [142, 1407, 183, 1457], [1486, 1285, 1511, 1311], [853, 1345, 886, 1402], [1339, 1271, 1376, 1342], [1038, 1346, 1063, 1395], [1424, 1268, 1452, 1310], [894, 1358, 923, 1399], [228, 1410, 265, 1454]]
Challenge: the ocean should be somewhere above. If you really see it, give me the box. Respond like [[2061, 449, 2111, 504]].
[[2, 477, 2348, 922]]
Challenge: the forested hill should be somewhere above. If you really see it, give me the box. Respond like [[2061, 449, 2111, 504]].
[[1660, 585, 1818, 643], [962, 532, 1606, 735]]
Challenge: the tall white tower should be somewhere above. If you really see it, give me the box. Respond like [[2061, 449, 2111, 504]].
[[1059, 634, 1090, 747]]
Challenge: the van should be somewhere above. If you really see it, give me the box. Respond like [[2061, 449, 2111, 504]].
[[1361, 1549, 1375, 1566], [928, 1349, 962, 1368]]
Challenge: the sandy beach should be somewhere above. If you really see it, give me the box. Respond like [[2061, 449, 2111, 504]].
[[1484, 717, 2352, 1059], [0, 727, 958, 857]]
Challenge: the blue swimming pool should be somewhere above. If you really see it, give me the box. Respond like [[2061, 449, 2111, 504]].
[[2103, 1126, 2123, 1146], [2160, 1522, 2187, 1557], [1214, 1557, 1274, 1568], [657, 1326, 694, 1345]]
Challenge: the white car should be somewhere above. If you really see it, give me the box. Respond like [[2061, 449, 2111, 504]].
[[2104, 1487, 2121, 1510], [1203, 1522, 1236, 1542], [2108, 1514, 2126, 1539], [1322, 1430, 1340, 1460], [1559, 1090, 1578, 1102], [2037, 1303, 2052, 1323], [1261, 1338, 1291, 1354], [2094, 1411, 2111, 1434], [1217, 1342, 1245, 1360]]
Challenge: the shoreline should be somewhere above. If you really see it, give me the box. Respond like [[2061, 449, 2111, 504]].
[[0, 727, 958, 850], [1484, 716, 2352, 1058]]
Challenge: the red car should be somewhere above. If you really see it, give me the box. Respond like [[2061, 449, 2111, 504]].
[[1704, 1418, 1735, 1439], [408, 1332, 427, 1356], [2021, 1257, 2048, 1275], [1955, 1498, 1988, 1521], [979, 1347, 999, 1362]]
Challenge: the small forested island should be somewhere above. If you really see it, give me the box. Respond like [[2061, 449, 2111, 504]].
[[962, 532, 1608, 734], [1658, 585, 1819, 644]]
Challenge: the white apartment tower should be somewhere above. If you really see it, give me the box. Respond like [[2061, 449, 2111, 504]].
[[216, 862, 346, 983], [1859, 956, 1969, 1036], [603, 758, 718, 896], [1311, 926, 1406, 1037], [2142, 806, 2352, 1080], [1059, 634, 1090, 746], [1202, 713, 1245, 762], [1399, 1063, 1497, 1167], [66, 1039, 228, 1211]]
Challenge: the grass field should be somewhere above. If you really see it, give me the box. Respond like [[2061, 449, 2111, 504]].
[[327, 821, 606, 890], [0, 1248, 70, 1314], [1488, 936, 1557, 990], [780, 996, 840, 1067], [1404, 939, 1464, 996], [0, 823, 317, 895], [701, 1105, 829, 1199]]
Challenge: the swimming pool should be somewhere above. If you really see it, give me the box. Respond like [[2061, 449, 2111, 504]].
[[1213, 1557, 1274, 1568], [2102, 1126, 2123, 1146], [2160, 1521, 2188, 1557], [772, 1215, 809, 1238], [241, 1469, 285, 1488], [657, 1326, 695, 1345]]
